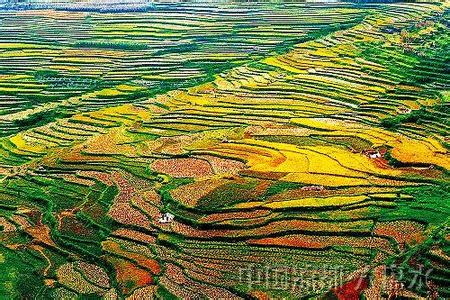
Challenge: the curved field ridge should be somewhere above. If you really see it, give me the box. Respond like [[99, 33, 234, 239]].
[[0, 2, 449, 299]]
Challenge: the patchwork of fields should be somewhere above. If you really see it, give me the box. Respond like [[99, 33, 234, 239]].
[[0, 2, 449, 299]]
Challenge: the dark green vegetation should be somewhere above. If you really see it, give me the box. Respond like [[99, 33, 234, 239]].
[[381, 104, 449, 129]]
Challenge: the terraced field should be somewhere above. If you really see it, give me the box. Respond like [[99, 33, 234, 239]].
[[0, 1, 449, 299]]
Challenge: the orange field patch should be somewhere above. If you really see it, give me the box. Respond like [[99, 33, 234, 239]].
[[151, 158, 214, 177]]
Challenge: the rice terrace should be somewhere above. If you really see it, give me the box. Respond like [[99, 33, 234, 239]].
[[0, 0, 449, 298]]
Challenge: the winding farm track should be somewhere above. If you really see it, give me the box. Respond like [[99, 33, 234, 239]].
[[0, 2, 449, 299]]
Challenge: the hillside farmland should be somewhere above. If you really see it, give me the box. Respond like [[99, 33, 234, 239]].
[[0, 2, 449, 299]]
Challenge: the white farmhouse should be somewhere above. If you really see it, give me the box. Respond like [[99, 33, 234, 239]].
[[158, 212, 174, 224]]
